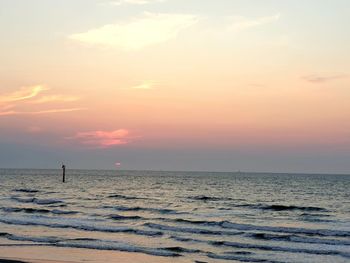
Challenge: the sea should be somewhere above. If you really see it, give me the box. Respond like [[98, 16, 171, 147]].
[[0, 169, 349, 263]]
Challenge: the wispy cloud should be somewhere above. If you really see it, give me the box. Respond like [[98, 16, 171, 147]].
[[0, 85, 48, 103], [130, 81, 156, 90], [302, 74, 347, 84], [69, 12, 199, 50], [69, 129, 132, 148], [0, 104, 15, 111], [228, 14, 280, 32], [30, 95, 79, 104], [0, 108, 86, 116], [106, 0, 165, 6], [0, 85, 84, 117]]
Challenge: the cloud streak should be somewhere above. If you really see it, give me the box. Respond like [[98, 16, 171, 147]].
[[0, 85, 47, 103], [69, 12, 199, 50], [228, 14, 280, 32], [302, 74, 347, 84], [130, 81, 156, 90], [0, 85, 84, 117], [0, 108, 86, 116], [69, 129, 132, 148], [30, 95, 80, 104]]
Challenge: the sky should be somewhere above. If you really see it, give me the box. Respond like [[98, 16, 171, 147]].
[[0, 0, 350, 173]]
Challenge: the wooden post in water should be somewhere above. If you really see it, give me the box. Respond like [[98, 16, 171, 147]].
[[62, 164, 66, 183]]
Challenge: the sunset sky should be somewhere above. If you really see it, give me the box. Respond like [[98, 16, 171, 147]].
[[1, 0, 350, 173]]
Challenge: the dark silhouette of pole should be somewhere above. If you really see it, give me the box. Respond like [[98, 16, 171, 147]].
[[62, 164, 66, 183]]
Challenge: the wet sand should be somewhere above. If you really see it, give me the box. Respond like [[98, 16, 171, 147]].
[[0, 260, 27, 263], [0, 246, 192, 263]]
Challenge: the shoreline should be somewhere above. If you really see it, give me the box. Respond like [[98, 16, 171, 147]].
[[0, 245, 192, 263], [0, 260, 27, 263]]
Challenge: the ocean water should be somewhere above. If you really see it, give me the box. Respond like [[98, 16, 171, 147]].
[[0, 169, 349, 263]]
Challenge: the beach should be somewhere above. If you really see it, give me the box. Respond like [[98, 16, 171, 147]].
[[0, 245, 191, 263]]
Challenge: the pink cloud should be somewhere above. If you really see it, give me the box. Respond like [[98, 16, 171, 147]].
[[71, 129, 131, 148]]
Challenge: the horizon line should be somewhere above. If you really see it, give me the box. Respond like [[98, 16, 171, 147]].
[[0, 167, 349, 176]]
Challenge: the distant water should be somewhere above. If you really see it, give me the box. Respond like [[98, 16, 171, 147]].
[[0, 169, 349, 262]]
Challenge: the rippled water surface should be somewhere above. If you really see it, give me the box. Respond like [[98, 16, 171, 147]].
[[0, 169, 349, 262]]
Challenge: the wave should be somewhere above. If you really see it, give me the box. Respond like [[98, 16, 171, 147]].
[[189, 195, 230, 201], [11, 197, 63, 205], [300, 213, 331, 217], [171, 233, 350, 261], [108, 194, 147, 200], [51, 209, 78, 215], [34, 199, 63, 205], [66, 238, 203, 256], [300, 217, 334, 223], [260, 204, 327, 212], [0, 232, 181, 257], [162, 246, 202, 254], [2, 230, 349, 261], [48, 204, 67, 208], [248, 232, 350, 246], [2, 207, 50, 214], [236, 203, 328, 212], [171, 218, 214, 225], [13, 189, 39, 193], [10, 197, 35, 203], [220, 221, 350, 237], [207, 253, 286, 263], [299, 213, 334, 223], [210, 240, 350, 258], [166, 217, 349, 237], [188, 197, 328, 212], [1, 207, 78, 215], [152, 217, 350, 238], [170, 232, 350, 258], [145, 223, 242, 236], [109, 214, 144, 221], [0, 215, 163, 237], [57, 240, 181, 257], [5, 233, 62, 244], [104, 205, 182, 215], [170, 235, 199, 242]]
